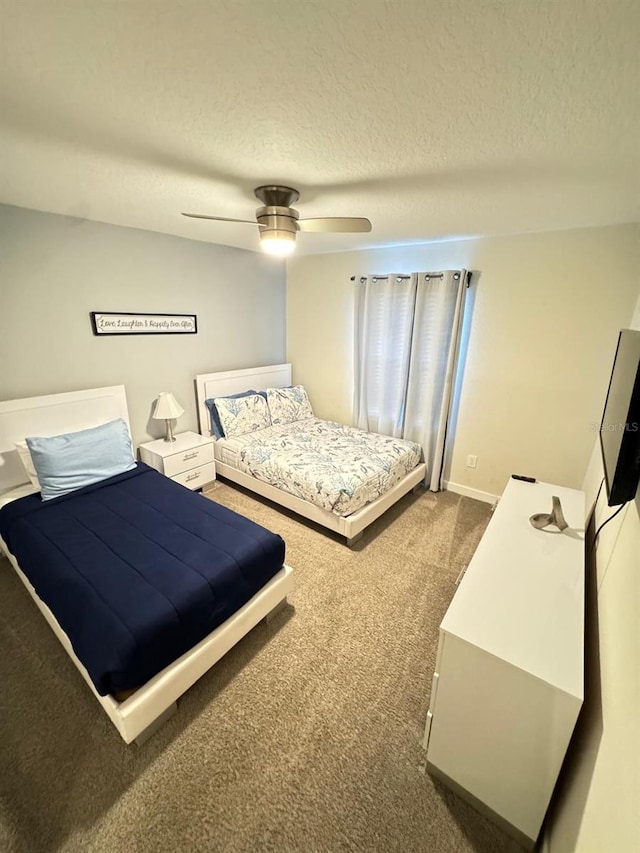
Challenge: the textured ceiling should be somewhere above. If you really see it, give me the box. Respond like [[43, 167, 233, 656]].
[[0, 0, 638, 254]]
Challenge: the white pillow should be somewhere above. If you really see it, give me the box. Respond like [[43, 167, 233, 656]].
[[266, 386, 314, 426], [14, 440, 41, 490], [214, 393, 271, 438]]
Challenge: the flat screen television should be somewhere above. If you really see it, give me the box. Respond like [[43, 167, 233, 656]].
[[599, 328, 640, 507]]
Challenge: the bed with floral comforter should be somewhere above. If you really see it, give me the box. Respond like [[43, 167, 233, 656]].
[[215, 418, 422, 517]]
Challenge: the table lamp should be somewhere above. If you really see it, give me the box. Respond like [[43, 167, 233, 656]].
[[153, 391, 184, 442]]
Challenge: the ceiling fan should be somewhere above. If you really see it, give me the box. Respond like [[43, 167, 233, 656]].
[[182, 185, 372, 256]]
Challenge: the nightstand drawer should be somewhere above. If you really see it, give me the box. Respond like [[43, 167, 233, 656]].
[[171, 461, 215, 490], [163, 442, 214, 477]]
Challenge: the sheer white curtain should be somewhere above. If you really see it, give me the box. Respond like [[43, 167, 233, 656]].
[[353, 274, 417, 437], [404, 271, 467, 490], [353, 270, 467, 490]]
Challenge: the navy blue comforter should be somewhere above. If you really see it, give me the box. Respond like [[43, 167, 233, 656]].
[[0, 463, 285, 695]]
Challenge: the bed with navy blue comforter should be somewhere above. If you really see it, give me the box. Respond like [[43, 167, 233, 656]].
[[0, 463, 285, 696]]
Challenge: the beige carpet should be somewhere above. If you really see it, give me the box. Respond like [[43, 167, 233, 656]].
[[0, 481, 525, 853]]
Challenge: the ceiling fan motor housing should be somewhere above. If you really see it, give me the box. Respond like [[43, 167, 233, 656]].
[[254, 186, 301, 242], [256, 204, 299, 238]]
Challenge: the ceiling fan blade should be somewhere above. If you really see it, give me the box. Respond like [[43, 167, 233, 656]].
[[182, 213, 261, 225], [297, 217, 372, 233]]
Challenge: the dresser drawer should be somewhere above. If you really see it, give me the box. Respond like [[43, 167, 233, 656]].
[[163, 442, 214, 477], [171, 462, 215, 490]]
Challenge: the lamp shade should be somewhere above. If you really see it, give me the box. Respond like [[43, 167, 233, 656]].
[[153, 391, 184, 421]]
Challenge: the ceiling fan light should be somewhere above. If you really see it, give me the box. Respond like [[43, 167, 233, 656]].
[[260, 231, 296, 256]]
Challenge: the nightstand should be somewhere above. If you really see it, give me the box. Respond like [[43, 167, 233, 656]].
[[138, 431, 215, 491]]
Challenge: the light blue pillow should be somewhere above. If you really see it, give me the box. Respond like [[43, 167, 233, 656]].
[[26, 418, 136, 501]]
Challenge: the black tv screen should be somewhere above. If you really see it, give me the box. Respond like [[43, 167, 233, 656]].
[[599, 328, 640, 507]]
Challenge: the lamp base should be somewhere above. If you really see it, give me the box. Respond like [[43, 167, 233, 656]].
[[163, 419, 176, 442]]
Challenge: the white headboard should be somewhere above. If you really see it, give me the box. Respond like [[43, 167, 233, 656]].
[[0, 385, 131, 494], [195, 363, 292, 437]]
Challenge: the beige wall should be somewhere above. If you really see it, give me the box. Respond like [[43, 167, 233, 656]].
[[546, 291, 640, 853], [287, 225, 639, 498], [0, 204, 286, 444], [288, 229, 639, 847]]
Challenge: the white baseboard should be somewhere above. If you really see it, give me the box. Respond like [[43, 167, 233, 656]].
[[443, 480, 499, 505]]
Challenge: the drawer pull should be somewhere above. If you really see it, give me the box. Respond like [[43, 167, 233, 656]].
[[185, 471, 201, 482], [423, 710, 434, 751], [455, 564, 468, 585], [430, 672, 440, 711], [183, 452, 198, 461]]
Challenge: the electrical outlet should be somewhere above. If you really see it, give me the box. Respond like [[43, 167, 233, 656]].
[[466, 454, 477, 469]]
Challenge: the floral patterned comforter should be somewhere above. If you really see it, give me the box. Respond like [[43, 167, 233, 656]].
[[220, 418, 422, 517]]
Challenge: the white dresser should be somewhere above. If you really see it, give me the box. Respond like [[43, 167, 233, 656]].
[[139, 431, 215, 490], [423, 479, 585, 849]]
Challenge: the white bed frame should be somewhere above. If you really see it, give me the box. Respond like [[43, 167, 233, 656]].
[[195, 364, 426, 546], [0, 385, 293, 745]]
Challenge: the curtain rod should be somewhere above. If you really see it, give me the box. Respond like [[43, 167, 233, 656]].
[[350, 271, 471, 286]]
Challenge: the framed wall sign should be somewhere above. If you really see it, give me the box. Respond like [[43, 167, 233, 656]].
[[90, 312, 198, 336]]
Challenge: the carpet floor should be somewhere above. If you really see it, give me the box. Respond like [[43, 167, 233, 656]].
[[0, 481, 525, 853]]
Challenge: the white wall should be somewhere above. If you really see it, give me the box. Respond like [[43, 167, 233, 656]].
[[545, 291, 640, 853], [287, 225, 639, 499], [0, 204, 286, 444]]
